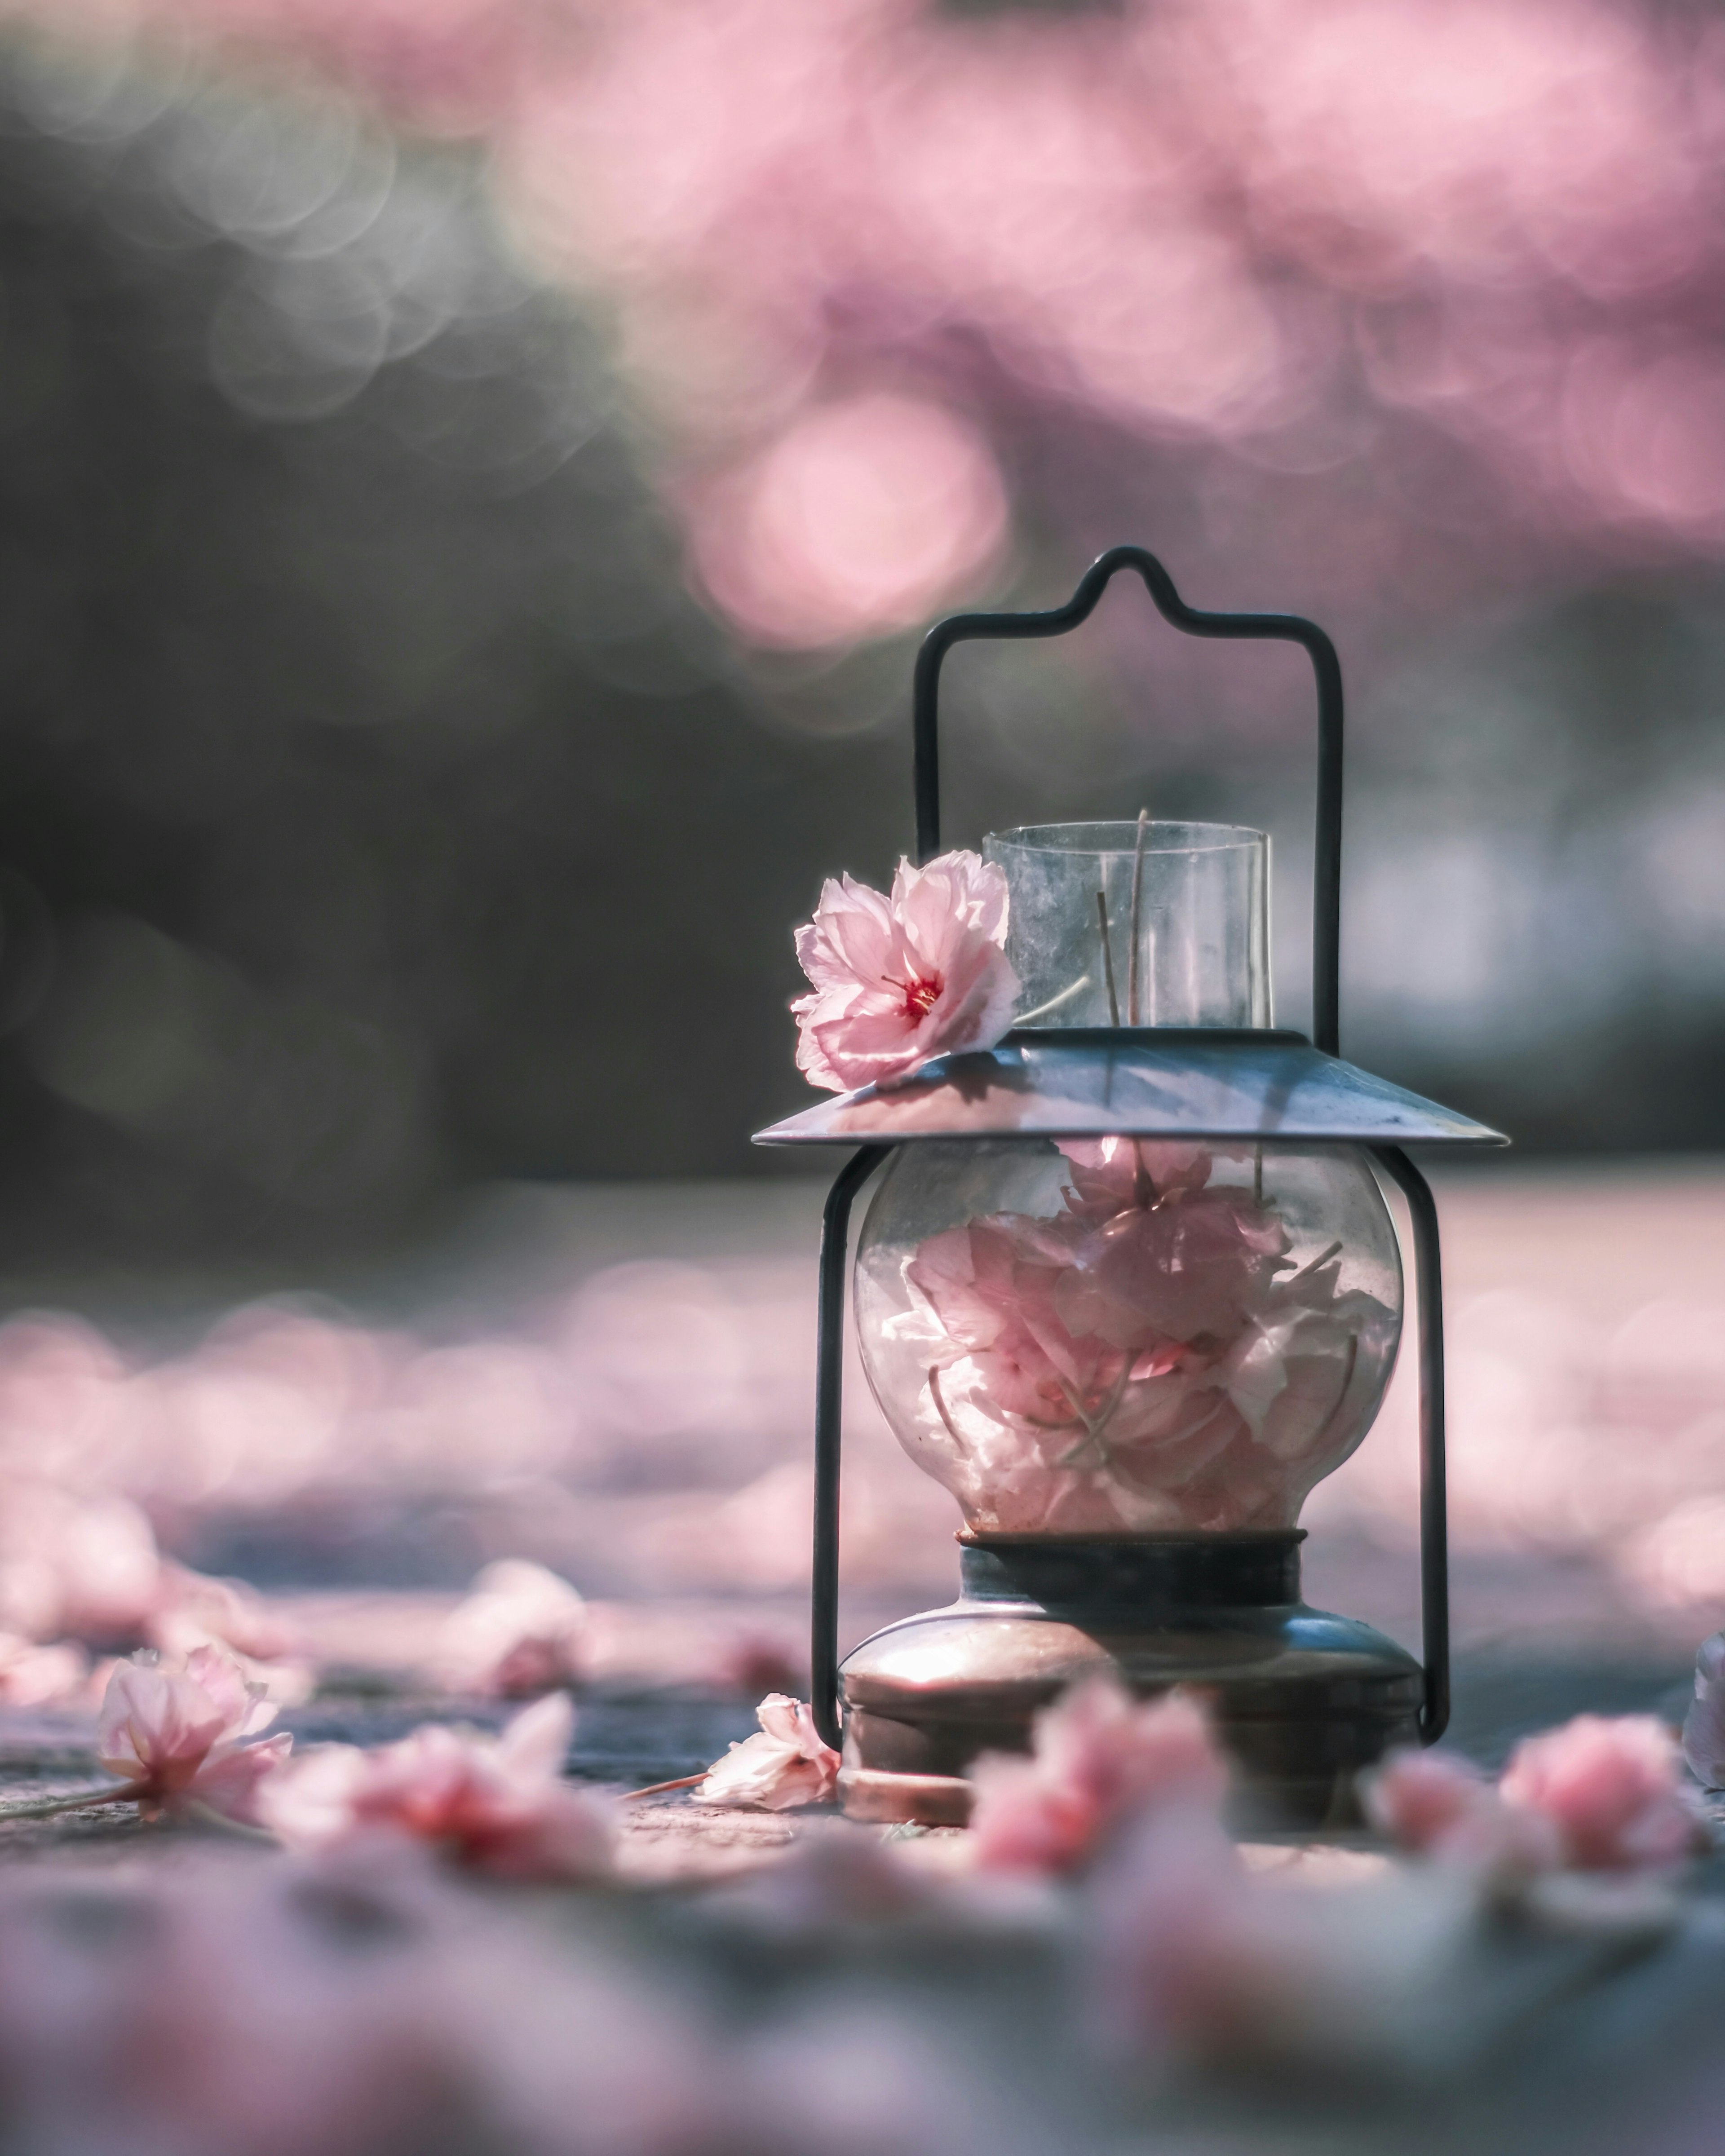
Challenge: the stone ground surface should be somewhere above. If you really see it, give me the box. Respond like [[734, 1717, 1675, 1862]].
[[0, 1648, 1718, 2152], [0, 1644, 1693, 1846]]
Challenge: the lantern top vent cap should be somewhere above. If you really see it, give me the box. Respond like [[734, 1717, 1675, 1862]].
[[752, 1028, 1508, 1148]]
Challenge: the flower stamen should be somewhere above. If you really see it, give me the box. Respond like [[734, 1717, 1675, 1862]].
[[886, 972, 943, 1020]]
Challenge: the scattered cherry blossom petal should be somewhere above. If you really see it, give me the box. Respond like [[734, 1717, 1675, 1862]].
[[0, 1482, 163, 1648], [263, 1693, 614, 1881], [969, 1677, 1227, 1876], [95, 1645, 292, 1823], [1499, 1713, 1704, 1872], [1087, 1802, 1496, 2074], [696, 1694, 840, 1811], [0, 1633, 89, 1709], [148, 1569, 316, 1708], [428, 1559, 589, 1698], [1364, 1748, 1561, 1878], [150, 1563, 306, 1666], [0, 1843, 715, 2156]]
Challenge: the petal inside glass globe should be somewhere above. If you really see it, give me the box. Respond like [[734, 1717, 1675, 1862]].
[[854, 1136, 1402, 1535]]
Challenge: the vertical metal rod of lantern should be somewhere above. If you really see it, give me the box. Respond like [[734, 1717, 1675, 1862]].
[[1374, 1144, 1450, 1743], [812, 1142, 889, 1751]]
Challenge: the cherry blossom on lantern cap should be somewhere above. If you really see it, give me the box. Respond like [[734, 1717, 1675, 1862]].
[[792, 850, 1019, 1093]]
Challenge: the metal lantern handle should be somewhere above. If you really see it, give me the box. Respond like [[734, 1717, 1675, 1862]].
[[912, 543, 1344, 1057]]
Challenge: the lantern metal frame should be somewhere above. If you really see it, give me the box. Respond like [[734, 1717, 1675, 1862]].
[[753, 547, 1504, 1757]]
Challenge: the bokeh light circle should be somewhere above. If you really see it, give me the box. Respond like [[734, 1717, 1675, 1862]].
[[687, 392, 1009, 650]]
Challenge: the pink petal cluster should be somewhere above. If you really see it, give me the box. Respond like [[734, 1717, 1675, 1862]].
[[147, 1567, 316, 1707], [0, 1633, 90, 1708], [150, 1563, 305, 1667], [792, 852, 1019, 1094], [1085, 1803, 1505, 2074], [0, 1846, 717, 2156], [4, 0, 1723, 667], [706, 1628, 806, 1699], [428, 1559, 589, 1698], [1086, 1806, 1322, 2059], [696, 1694, 840, 1811], [262, 1694, 613, 1882], [897, 1140, 1390, 1533], [969, 1676, 1228, 1876], [96, 1646, 292, 1823], [1498, 1714, 1703, 1871], [0, 1483, 163, 1648], [0, 1465, 310, 1684], [1372, 1715, 1703, 1875], [1365, 1750, 1561, 1877], [1682, 1629, 1725, 1789]]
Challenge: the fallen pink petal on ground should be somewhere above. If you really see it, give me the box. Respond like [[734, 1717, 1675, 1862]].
[[970, 1678, 1228, 1876], [264, 1693, 614, 1881], [696, 1694, 840, 1811]]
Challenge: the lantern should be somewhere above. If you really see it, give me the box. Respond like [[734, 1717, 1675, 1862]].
[[754, 548, 1505, 1827]]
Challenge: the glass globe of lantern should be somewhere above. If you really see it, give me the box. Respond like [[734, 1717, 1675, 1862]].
[[854, 1136, 1402, 1540]]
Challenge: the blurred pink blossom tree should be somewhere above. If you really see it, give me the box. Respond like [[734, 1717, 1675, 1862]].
[[5, 0, 1724, 647]]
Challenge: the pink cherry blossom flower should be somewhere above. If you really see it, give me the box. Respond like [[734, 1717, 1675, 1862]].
[[707, 1628, 806, 1698], [1084, 1804, 1334, 2061], [149, 1562, 305, 1666], [717, 2004, 1010, 2156], [969, 1677, 1228, 1875], [428, 1559, 590, 1697], [1498, 1714, 1704, 1871], [261, 1693, 614, 1882], [0, 1483, 164, 1648], [1365, 1748, 1561, 1877], [146, 1567, 315, 1709], [791, 851, 1019, 1093], [0, 1632, 89, 1708], [1087, 1802, 1498, 2074], [0, 1841, 716, 2156], [696, 1694, 840, 1811], [96, 1646, 292, 1823], [1682, 1629, 1725, 1789]]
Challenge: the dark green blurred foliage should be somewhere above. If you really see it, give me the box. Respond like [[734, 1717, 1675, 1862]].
[[0, 89, 926, 1263]]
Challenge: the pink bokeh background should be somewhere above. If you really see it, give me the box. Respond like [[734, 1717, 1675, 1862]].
[[0, 0, 1716, 1674], [9, 0, 1725, 648]]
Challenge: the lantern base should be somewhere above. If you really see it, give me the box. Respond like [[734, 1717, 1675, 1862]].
[[836, 1533, 1423, 1829]]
